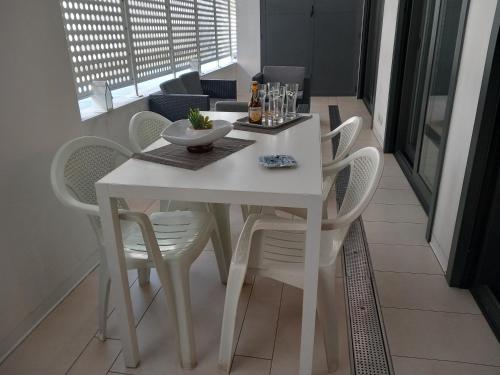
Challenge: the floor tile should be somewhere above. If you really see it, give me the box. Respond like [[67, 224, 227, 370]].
[[382, 164, 407, 178], [372, 189, 420, 205], [105, 270, 162, 340], [363, 203, 427, 223], [368, 244, 442, 275], [383, 308, 500, 366], [375, 271, 481, 314], [67, 338, 121, 375], [110, 252, 253, 375], [229, 355, 271, 374], [364, 221, 428, 246], [378, 176, 412, 189], [236, 277, 283, 359], [392, 356, 500, 375], [270, 280, 350, 375], [0, 271, 100, 375]]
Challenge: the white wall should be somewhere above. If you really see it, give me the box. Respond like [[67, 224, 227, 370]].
[[372, 0, 399, 146], [0, 0, 254, 361], [0, 0, 101, 360], [236, 0, 261, 98], [430, 0, 498, 270]]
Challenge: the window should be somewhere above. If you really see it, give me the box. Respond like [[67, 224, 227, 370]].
[[60, 0, 237, 101]]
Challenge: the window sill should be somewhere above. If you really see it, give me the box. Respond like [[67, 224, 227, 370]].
[[79, 60, 237, 122]]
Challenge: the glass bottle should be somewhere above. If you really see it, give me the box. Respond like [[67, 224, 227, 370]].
[[248, 81, 262, 124]]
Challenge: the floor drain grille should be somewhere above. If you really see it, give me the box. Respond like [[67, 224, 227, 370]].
[[330, 105, 393, 375], [342, 220, 392, 375]]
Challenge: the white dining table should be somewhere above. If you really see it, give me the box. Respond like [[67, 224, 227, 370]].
[[95, 111, 324, 375]]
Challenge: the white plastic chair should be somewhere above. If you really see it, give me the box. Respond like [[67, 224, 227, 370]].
[[218, 147, 383, 373], [242, 116, 363, 221], [129, 111, 172, 153], [51, 136, 224, 369], [321, 116, 363, 167]]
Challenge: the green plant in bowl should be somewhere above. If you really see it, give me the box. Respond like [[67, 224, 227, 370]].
[[188, 108, 213, 130]]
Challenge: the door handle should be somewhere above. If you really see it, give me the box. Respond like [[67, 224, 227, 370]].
[[310, 5, 315, 17]]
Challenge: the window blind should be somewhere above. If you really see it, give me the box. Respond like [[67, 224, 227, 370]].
[[229, 0, 237, 59], [215, 0, 230, 59], [126, 0, 173, 82], [60, 0, 237, 100], [197, 0, 217, 64], [169, 0, 198, 71], [61, 0, 133, 98]]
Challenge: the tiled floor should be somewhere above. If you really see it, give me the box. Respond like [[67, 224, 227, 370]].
[[2, 97, 500, 375]]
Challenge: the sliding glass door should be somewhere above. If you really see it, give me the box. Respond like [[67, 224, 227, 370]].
[[392, 0, 468, 221], [417, 0, 466, 191]]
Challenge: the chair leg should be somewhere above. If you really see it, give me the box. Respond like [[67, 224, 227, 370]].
[[97, 262, 111, 341], [137, 267, 150, 286], [211, 224, 229, 284], [317, 270, 339, 373], [218, 264, 247, 373], [162, 262, 197, 369]]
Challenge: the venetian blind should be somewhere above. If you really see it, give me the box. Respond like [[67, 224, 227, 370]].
[[169, 0, 198, 71], [61, 0, 237, 100], [196, 0, 217, 64], [215, 0, 230, 59], [61, 0, 133, 98], [126, 0, 173, 82], [229, 0, 237, 58]]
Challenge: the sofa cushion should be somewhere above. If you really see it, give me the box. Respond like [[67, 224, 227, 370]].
[[263, 66, 305, 90], [160, 78, 187, 94], [180, 71, 204, 95]]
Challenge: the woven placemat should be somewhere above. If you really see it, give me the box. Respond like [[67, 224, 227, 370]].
[[233, 115, 312, 134], [132, 137, 255, 170]]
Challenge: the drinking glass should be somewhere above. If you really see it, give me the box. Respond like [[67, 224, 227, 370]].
[[277, 86, 287, 121], [267, 82, 280, 121], [285, 83, 299, 117], [258, 84, 268, 125]]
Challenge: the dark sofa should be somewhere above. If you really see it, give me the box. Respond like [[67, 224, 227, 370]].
[[149, 71, 237, 121]]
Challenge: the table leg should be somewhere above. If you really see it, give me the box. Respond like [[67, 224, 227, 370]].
[[96, 188, 139, 367], [210, 203, 232, 283], [300, 198, 323, 375]]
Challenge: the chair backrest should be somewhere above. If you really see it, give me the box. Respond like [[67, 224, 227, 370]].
[[214, 101, 248, 112], [160, 77, 188, 94], [322, 147, 383, 231], [129, 111, 172, 153], [50, 136, 132, 242], [180, 71, 204, 95], [332, 116, 363, 163], [263, 66, 305, 90]]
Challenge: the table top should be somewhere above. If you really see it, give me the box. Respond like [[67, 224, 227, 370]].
[[97, 112, 323, 208]]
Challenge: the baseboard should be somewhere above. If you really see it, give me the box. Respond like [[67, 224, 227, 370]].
[[0, 250, 100, 364], [429, 235, 448, 273]]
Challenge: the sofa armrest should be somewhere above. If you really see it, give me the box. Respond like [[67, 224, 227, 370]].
[[252, 72, 264, 84], [201, 79, 237, 99], [148, 94, 210, 121]]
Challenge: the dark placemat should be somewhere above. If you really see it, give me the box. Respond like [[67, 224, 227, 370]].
[[132, 137, 255, 170], [233, 115, 312, 134]]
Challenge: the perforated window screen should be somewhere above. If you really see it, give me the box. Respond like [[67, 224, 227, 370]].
[[229, 0, 236, 58], [197, 0, 217, 64], [61, 0, 133, 98], [169, 0, 198, 71], [127, 0, 173, 82], [60, 0, 237, 100], [215, 0, 230, 59]]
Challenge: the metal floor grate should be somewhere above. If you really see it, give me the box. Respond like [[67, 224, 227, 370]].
[[330, 105, 393, 375]]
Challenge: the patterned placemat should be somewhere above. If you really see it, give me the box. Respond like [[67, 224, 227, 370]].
[[233, 115, 312, 134], [132, 137, 255, 170]]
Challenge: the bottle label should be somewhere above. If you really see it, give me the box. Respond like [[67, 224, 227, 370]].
[[249, 107, 262, 123]]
